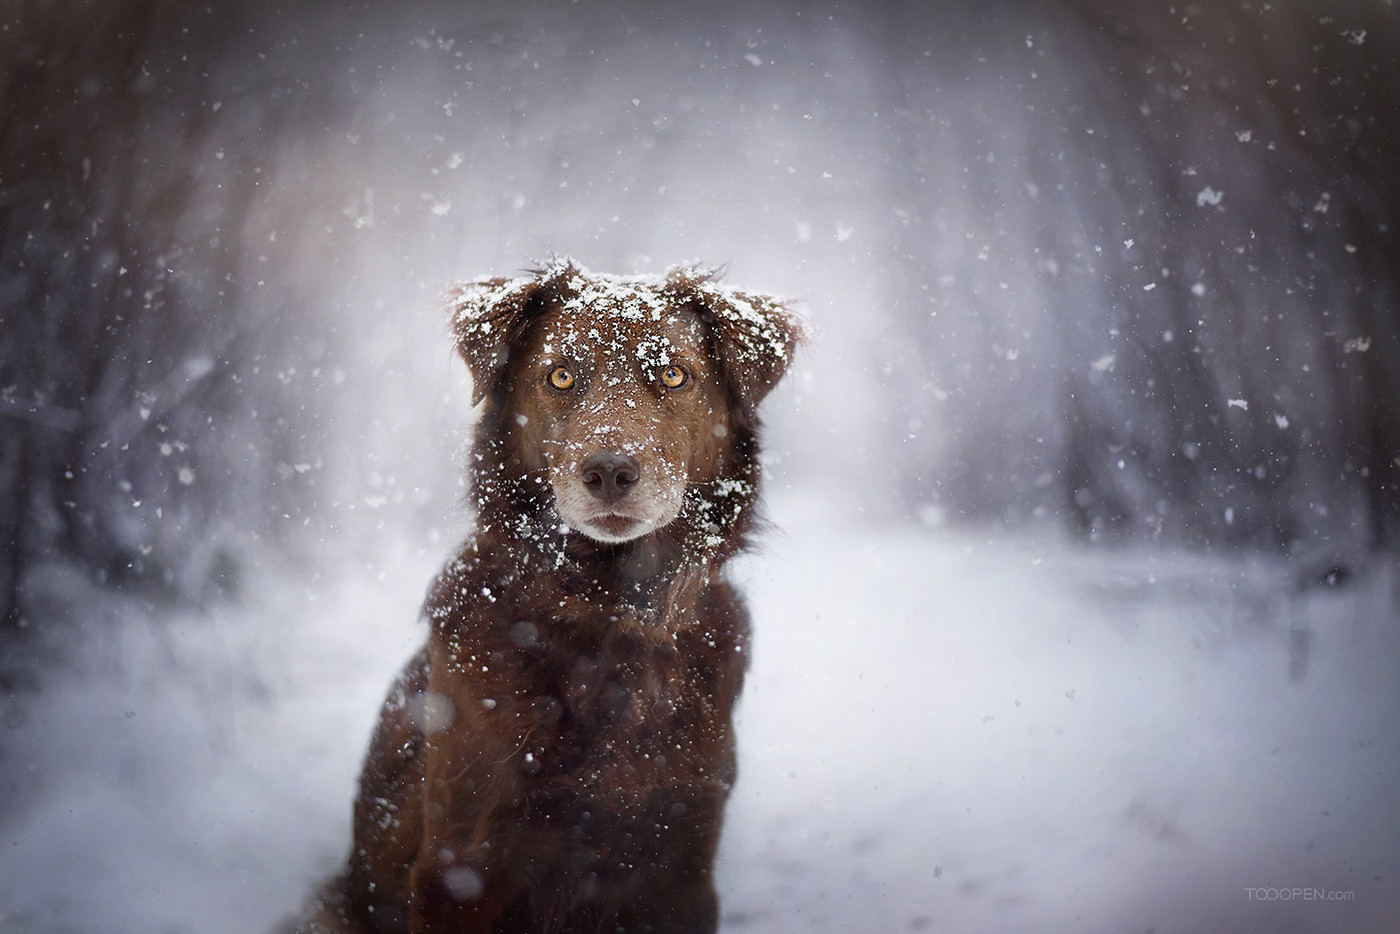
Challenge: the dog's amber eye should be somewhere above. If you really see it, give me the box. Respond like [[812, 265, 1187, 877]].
[[659, 365, 688, 389], [547, 366, 575, 390]]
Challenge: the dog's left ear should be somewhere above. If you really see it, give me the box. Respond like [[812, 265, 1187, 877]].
[[445, 275, 548, 406], [673, 268, 805, 424]]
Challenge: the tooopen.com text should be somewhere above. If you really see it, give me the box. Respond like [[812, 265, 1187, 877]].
[[1244, 887, 1355, 902]]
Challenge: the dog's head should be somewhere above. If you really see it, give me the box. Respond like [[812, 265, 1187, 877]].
[[446, 259, 801, 545]]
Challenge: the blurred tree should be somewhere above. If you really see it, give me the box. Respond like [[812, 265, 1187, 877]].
[[0, 0, 336, 643], [880, 0, 1400, 555]]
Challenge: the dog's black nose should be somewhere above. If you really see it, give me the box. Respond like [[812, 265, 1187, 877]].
[[581, 452, 640, 504]]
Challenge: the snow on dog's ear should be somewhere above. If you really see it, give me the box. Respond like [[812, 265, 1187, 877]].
[[668, 265, 805, 425], [445, 261, 570, 406], [445, 276, 543, 406]]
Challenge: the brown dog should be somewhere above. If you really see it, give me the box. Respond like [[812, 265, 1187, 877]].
[[297, 259, 801, 933]]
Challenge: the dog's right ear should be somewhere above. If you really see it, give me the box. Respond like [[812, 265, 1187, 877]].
[[445, 275, 548, 406]]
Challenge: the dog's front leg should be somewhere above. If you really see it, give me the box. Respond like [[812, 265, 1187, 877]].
[[408, 856, 514, 934], [407, 749, 524, 934], [407, 642, 530, 933]]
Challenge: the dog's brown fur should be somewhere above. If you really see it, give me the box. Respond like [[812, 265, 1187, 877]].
[[297, 259, 800, 933]]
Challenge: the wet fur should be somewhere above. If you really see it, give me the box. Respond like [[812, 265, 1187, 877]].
[[296, 260, 800, 933]]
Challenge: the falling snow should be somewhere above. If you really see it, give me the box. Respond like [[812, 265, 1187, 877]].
[[1196, 186, 1224, 207], [4, 3, 1400, 933]]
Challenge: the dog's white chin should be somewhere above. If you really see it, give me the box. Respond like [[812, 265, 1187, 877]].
[[564, 502, 683, 544], [575, 516, 652, 544], [554, 477, 684, 544]]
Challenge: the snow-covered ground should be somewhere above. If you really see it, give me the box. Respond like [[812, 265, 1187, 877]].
[[1, 486, 1396, 934]]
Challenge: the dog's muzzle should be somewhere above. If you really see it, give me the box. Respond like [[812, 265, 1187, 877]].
[[556, 449, 683, 544]]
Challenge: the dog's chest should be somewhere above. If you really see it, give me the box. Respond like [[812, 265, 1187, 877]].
[[517, 612, 732, 807]]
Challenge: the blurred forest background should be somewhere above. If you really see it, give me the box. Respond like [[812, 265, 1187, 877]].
[[3, 1, 1400, 930], [4, 0, 1398, 674]]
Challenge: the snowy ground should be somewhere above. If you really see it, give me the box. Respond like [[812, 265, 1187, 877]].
[[1, 487, 1397, 934]]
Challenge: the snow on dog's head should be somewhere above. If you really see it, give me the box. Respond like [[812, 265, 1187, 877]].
[[445, 258, 802, 544]]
